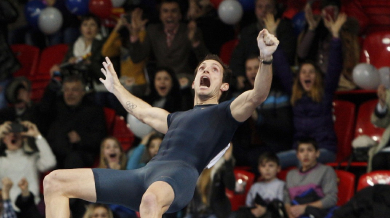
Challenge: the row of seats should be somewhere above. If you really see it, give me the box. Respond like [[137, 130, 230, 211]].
[[227, 168, 390, 210]]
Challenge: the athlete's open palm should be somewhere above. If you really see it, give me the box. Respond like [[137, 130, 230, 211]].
[[100, 57, 120, 93]]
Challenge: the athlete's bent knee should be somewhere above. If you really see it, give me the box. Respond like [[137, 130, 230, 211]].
[[43, 170, 63, 196]]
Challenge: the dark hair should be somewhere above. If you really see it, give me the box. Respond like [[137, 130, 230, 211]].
[[245, 54, 260, 63], [320, 0, 341, 9], [297, 137, 319, 151], [63, 74, 86, 88], [258, 152, 280, 166], [80, 14, 101, 29], [194, 54, 232, 102], [141, 133, 164, 163]]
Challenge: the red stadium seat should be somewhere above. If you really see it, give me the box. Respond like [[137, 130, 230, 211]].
[[357, 170, 390, 191], [11, 44, 40, 77], [36, 44, 69, 80], [359, 31, 390, 69], [219, 39, 238, 65], [112, 115, 135, 152], [354, 99, 385, 142], [335, 170, 355, 206], [226, 169, 255, 211], [333, 100, 356, 162], [103, 107, 116, 135]]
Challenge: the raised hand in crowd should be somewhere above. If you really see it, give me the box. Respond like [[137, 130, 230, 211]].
[[187, 20, 200, 47], [305, 3, 321, 31], [323, 12, 347, 38], [263, 13, 280, 36], [18, 178, 30, 197], [378, 84, 387, 108], [129, 8, 148, 40], [1, 177, 13, 201], [0, 121, 12, 139], [20, 121, 41, 138]]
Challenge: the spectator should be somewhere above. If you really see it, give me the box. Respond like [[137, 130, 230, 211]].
[[230, 0, 296, 88], [285, 138, 338, 218], [126, 132, 163, 170], [50, 14, 104, 90], [368, 85, 390, 172], [101, 8, 148, 98], [143, 67, 193, 113], [0, 0, 21, 110], [98, 137, 127, 170], [297, 0, 360, 90], [0, 121, 56, 211], [128, 0, 209, 76], [232, 54, 293, 169], [230, 152, 289, 218], [15, 178, 43, 218], [40, 74, 106, 169], [274, 13, 345, 168], [82, 203, 114, 218], [0, 177, 17, 218], [185, 145, 235, 218]]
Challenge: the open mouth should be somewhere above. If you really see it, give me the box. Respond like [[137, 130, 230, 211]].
[[158, 86, 167, 92], [200, 76, 210, 88], [109, 153, 117, 158], [304, 79, 311, 84]]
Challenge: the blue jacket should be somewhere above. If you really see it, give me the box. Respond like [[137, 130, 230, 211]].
[[273, 38, 342, 153]]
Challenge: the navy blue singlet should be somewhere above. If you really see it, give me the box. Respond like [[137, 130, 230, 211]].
[[92, 100, 241, 213]]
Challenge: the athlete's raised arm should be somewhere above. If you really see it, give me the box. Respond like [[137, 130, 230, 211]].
[[100, 57, 169, 134], [230, 29, 279, 122]]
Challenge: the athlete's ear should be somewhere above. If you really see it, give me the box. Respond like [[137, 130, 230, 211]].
[[220, 83, 229, 91]]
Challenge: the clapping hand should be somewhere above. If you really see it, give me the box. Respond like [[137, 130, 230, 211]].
[[129, 8, 148, 38], [324, 12, 347, 38], [100, 57, 121, 93], [20, 121, 41, 138], [305, 3, 321, 31], [263, 13, 280, 35]]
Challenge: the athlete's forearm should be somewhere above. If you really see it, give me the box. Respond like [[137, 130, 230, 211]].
[[113, 84, 152, 117], [252, 55, 273, 105]]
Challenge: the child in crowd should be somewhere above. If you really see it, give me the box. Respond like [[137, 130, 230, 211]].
[[98, 137, 127, 170], [82, 203, 114, 218], [285, 138, 338, 218]]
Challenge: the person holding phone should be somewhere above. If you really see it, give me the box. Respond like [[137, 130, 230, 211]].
[[297, 0, 360, 91]]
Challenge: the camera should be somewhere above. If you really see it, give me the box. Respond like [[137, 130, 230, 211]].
[[10, 122, 28, 133]]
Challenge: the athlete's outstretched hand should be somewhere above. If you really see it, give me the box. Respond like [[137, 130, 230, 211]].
[[257, 29, 279, 58], [100, 57, 121, 93]]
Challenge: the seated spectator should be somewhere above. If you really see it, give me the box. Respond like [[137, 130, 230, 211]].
[[285, 138, 338, 218], [184, 145, 235, 218], [230, 0, 296, 89], [232, 54, 293, 169], [40, 74, 106, 169], [98, 137, 127, 170], [50, 14, 104, 90], [0, 0, 21, 110], [273, 14, 345, 168], [297, 0, 360, 90], [82, 203, 114, 218], [0, 177, 16, 218], [126, 132, 163, 170], [368, 85, 390, 172], [0, 121, 56, 212], [230, 152, 289, 218], [128, 0, 209, 76], [143, 67, 193, 113]]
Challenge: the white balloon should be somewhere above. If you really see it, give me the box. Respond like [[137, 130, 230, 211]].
[[38, 7, 63, 35], [379, 67, 390, 89], [111, 0, 126, 7], [352, 63, 380, 90], [218, 0, 243, 25], [127, 114, 153, 138]]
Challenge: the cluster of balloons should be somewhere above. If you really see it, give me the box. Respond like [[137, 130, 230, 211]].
[[352, 63, 390, 90], [216, 0, 254, 25], [25, 0, 127, 35]]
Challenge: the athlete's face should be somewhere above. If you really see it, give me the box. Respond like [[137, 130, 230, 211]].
[[148, 138, 162, 157], [103, 139, 121, 164], [91, 206, 109, 218], [154, 70, 173, 97], [192, 60, 229, 100]]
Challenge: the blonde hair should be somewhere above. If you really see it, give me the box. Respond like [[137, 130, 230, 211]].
[[82, 204, 113, 218], [98, 136, 127, 170], [196, 168, 212, 206], [291, 62, 324, 106]]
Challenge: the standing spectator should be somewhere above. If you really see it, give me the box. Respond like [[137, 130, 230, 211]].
[[274, 13, 345, 168], [230, 0, 296, 88], [40, 75, 106, 169], [128, 0, 209, 76], [0, 121, 56, 211], [285, 138, 338, 218], [297, 0, 360, 90], [368, 85, 390, 172], [0, 0, 21, 110]]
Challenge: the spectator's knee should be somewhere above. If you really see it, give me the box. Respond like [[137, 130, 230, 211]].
[[43, 170, 63, 196]]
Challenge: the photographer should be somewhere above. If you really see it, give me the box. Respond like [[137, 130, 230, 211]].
[[0, 121, 56, 211]]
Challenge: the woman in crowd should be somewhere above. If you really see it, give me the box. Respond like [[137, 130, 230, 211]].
[[82, 204, 114, 218], [98, 136, 127, 170]]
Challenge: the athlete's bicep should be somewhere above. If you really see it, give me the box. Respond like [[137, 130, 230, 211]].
[[230, 90, 257, 122], [141, 107, 170, 134]]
